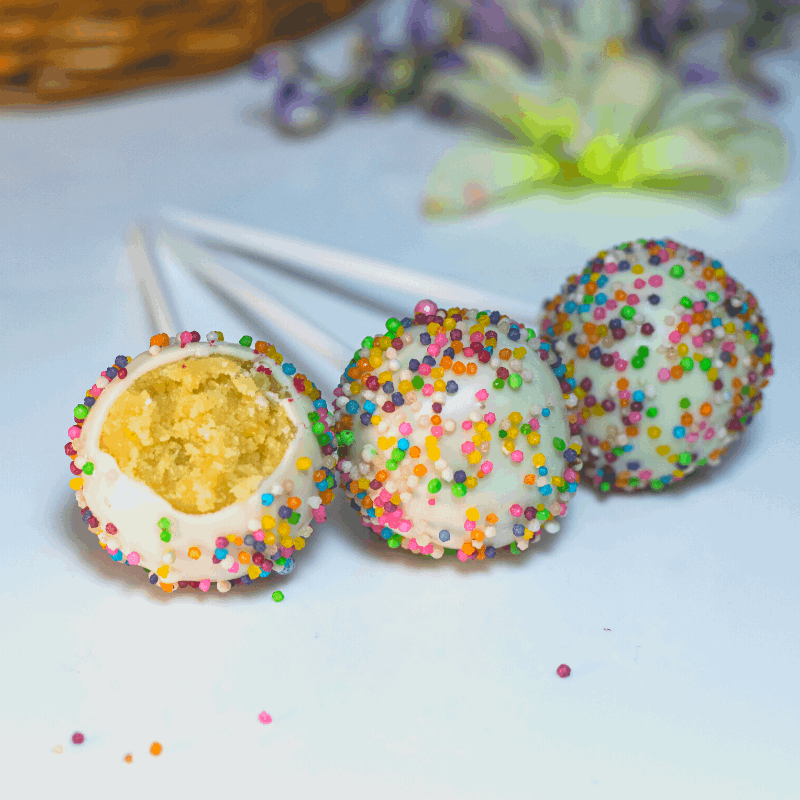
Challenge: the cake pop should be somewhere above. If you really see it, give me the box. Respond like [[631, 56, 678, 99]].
[[64, 330, 336, 592], [331, 302, 583, 561], [538, 239, 773, 492]]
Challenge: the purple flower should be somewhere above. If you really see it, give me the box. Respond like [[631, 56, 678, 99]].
[[638, 0, 692, 56], [347, 81, 375, 111], [431, 47, 465, 70], [681, 61, 719, 86], [460, 0, 536, 67], [406, 0, 453, 50], [272, 77, 336, 134], [366, 47, 398, 83], [250, 47, 297, 82], [422, 90, 467, 122]]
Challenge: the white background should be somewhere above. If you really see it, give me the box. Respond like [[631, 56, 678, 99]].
[[1, 13, 798, 800]]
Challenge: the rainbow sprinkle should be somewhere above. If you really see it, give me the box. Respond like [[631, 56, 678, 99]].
[[64, 331, 336, 592], [539, 239, 773, 491], [332, 302, 582, 561]]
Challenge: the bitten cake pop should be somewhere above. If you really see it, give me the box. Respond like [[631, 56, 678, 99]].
[[64, 330, 337, 592], [331, 302, 583, 561], [538, 239, 773, 492]]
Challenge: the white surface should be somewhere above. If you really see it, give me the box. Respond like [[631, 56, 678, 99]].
[[1, 28, 799, 800]]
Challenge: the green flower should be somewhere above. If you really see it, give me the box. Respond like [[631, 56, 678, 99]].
[[422, 0, 788, 218]]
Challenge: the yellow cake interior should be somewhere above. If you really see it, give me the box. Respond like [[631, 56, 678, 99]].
[[100, 355, 296, 514]]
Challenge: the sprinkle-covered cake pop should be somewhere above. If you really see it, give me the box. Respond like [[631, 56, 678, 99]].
[[64, 330, 337, 592], [331, 301, 583, 561], [538, 239, 773, 492]]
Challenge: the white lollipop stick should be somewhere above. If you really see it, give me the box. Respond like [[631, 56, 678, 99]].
[[159, 208, 541, 324], [157, 232, 352, 386], [126, 224, 179, 334]]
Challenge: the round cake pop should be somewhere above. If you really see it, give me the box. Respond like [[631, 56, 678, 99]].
[[331, 302, 583, 561], [64, 330, 337, 592], [538, 238, 773, 492]]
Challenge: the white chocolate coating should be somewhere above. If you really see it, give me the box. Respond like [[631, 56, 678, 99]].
[[538, 239, 773, 492], [68, 338, 335, 590], [332, 306, 583, 561]]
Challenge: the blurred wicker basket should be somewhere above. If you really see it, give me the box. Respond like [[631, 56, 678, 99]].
[[0, 0, 368, 105]]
